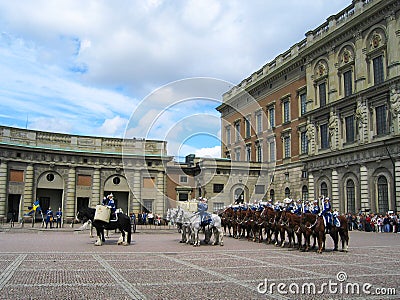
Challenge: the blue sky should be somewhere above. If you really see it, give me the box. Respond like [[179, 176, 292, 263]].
[[0, 0, 351, 158]]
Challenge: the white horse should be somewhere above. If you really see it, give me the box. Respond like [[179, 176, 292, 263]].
[[177, 207, 224, 247], [167, 208, 191, 243]]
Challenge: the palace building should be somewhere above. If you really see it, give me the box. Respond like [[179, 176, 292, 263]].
[[217, 0, 400, 213], [0, 126, 171, 223], [1, 0, 399, 223]]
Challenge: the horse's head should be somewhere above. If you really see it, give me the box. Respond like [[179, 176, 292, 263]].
[[76, 208, 90, 223]]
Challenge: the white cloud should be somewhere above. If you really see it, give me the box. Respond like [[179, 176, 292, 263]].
[[99, 115, 128, 137], [195, 146, 221, 158], [0, 0, 352, 156]]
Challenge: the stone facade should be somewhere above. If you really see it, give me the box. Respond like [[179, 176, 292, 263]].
[[217, 0, 400, 213], [0, 126, 170, 223]]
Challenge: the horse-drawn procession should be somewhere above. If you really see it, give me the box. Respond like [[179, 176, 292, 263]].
[[167, 196, 349, 254], [72, 192, 348, 254]]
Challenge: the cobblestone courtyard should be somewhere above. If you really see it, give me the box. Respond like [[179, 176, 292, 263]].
[[0, 226, 399, 299]]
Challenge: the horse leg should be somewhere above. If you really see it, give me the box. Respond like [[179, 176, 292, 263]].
[[95, 228, 103, 246], [117, 231, 124, 245]]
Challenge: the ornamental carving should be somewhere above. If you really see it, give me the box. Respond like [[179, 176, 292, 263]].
[[390, 87, 400, 117], [341, 48, 353, 64], [370, 31, 382, 49], [314, 61, 328, 78]]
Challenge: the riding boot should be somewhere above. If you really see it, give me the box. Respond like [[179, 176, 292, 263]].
[[325, 223, 331, 234]]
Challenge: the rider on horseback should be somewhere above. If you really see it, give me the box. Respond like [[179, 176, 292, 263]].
[[303, 200, 311, 214], [320, 197, 333, 233], [106, 193, 116, 221], [197, 197, 212, 226], [293, 199, 302, 215], [311, 200, 320, 214]]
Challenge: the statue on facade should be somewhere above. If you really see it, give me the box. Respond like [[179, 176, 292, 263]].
[[306, 122, 315, 154], [355, 100, 367, 143], [390, 87, 400, 118], [328, 111, 338, 150]]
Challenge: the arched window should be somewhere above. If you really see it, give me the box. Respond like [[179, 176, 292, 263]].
[[346, 179, 355, 213], [285, 187, 291, 198], [320, 182, 328, 197], [234, 188, 244, 204], [377, 176, 389, 213], [302, 186, 308, 201], [270, 189, 275, 202]]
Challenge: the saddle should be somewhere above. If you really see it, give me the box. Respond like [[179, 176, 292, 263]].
[[109, 212, 118, 222]]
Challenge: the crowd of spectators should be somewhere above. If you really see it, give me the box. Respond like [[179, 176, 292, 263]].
[[346, 211, 400, 233], [130, 211, 163, 226]]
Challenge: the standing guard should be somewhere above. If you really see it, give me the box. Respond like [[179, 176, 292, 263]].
[[56, 207, 62, 228], [45, 207, 53, 229]]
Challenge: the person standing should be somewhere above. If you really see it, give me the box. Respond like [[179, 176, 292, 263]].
[[56, 207, 62, 228], [45, 207, 53, 229]]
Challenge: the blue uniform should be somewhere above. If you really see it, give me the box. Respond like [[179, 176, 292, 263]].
[[46, 208, 53, 228], [56, 209, 62, 228], [321, 201, 332, 226], [293, 204, 302, 215], [311, 204, 320, 214], [303, 204, 311, 214], [107, 198, 116, 212], [198, 201, 211, 225]]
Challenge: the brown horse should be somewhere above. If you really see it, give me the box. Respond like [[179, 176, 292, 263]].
[[280, 211, 302, 249], [330, 215, 349, 252], [302, 213, 325, 253]]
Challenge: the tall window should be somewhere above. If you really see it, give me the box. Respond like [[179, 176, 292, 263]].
[[235, 122, 240, 142], [283, 100, 290, 123], [346, 179, 355, 213], [143, 199, 153, 213], [320, 124, 329, 149], [302, 186, 309, 202], [268, 107, 275, 128], [285, 187, 291, 198], [246, 145, 251, 161], [319, 82, 327, 107], [256, 112, 262, 133], [270, 189, 275, 202], [269, 140, 276, 162], [301, 131, 308, 154], [373, 55, 384, 85], [377, 176, 389, 214], [376, 105, 387, 135], [300, 93, 307, 115], [245, 117, 251, 138], [226, 126, 231, 145], [343, 70, 353, 97], [345, 115, 355, 143], [284, 136, 291, 158], [235, 148, 241, 161], [321, 182, 328, 197], [256, 143, 262, 162]]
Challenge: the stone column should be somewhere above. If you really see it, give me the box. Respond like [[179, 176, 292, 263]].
[[386, 12, 400, 79], [327, 46, 338, 103], [65, 166, 76, 221], [331, 169, 339, 211], [353, 30, 366, 92], [131, 169, 142, 213], [395, 161, 400, 213], [0, 160, 8, 219], [91, 168, 101, 206], [22, 164, 34, 214], [360, 165, 370, 212], [155, 171, 165, 215], [308, 173, 315, 201]]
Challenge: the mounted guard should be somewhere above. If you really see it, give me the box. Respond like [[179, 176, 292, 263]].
[[197, 197, 213, 227], [320, 197, 333, 233]]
